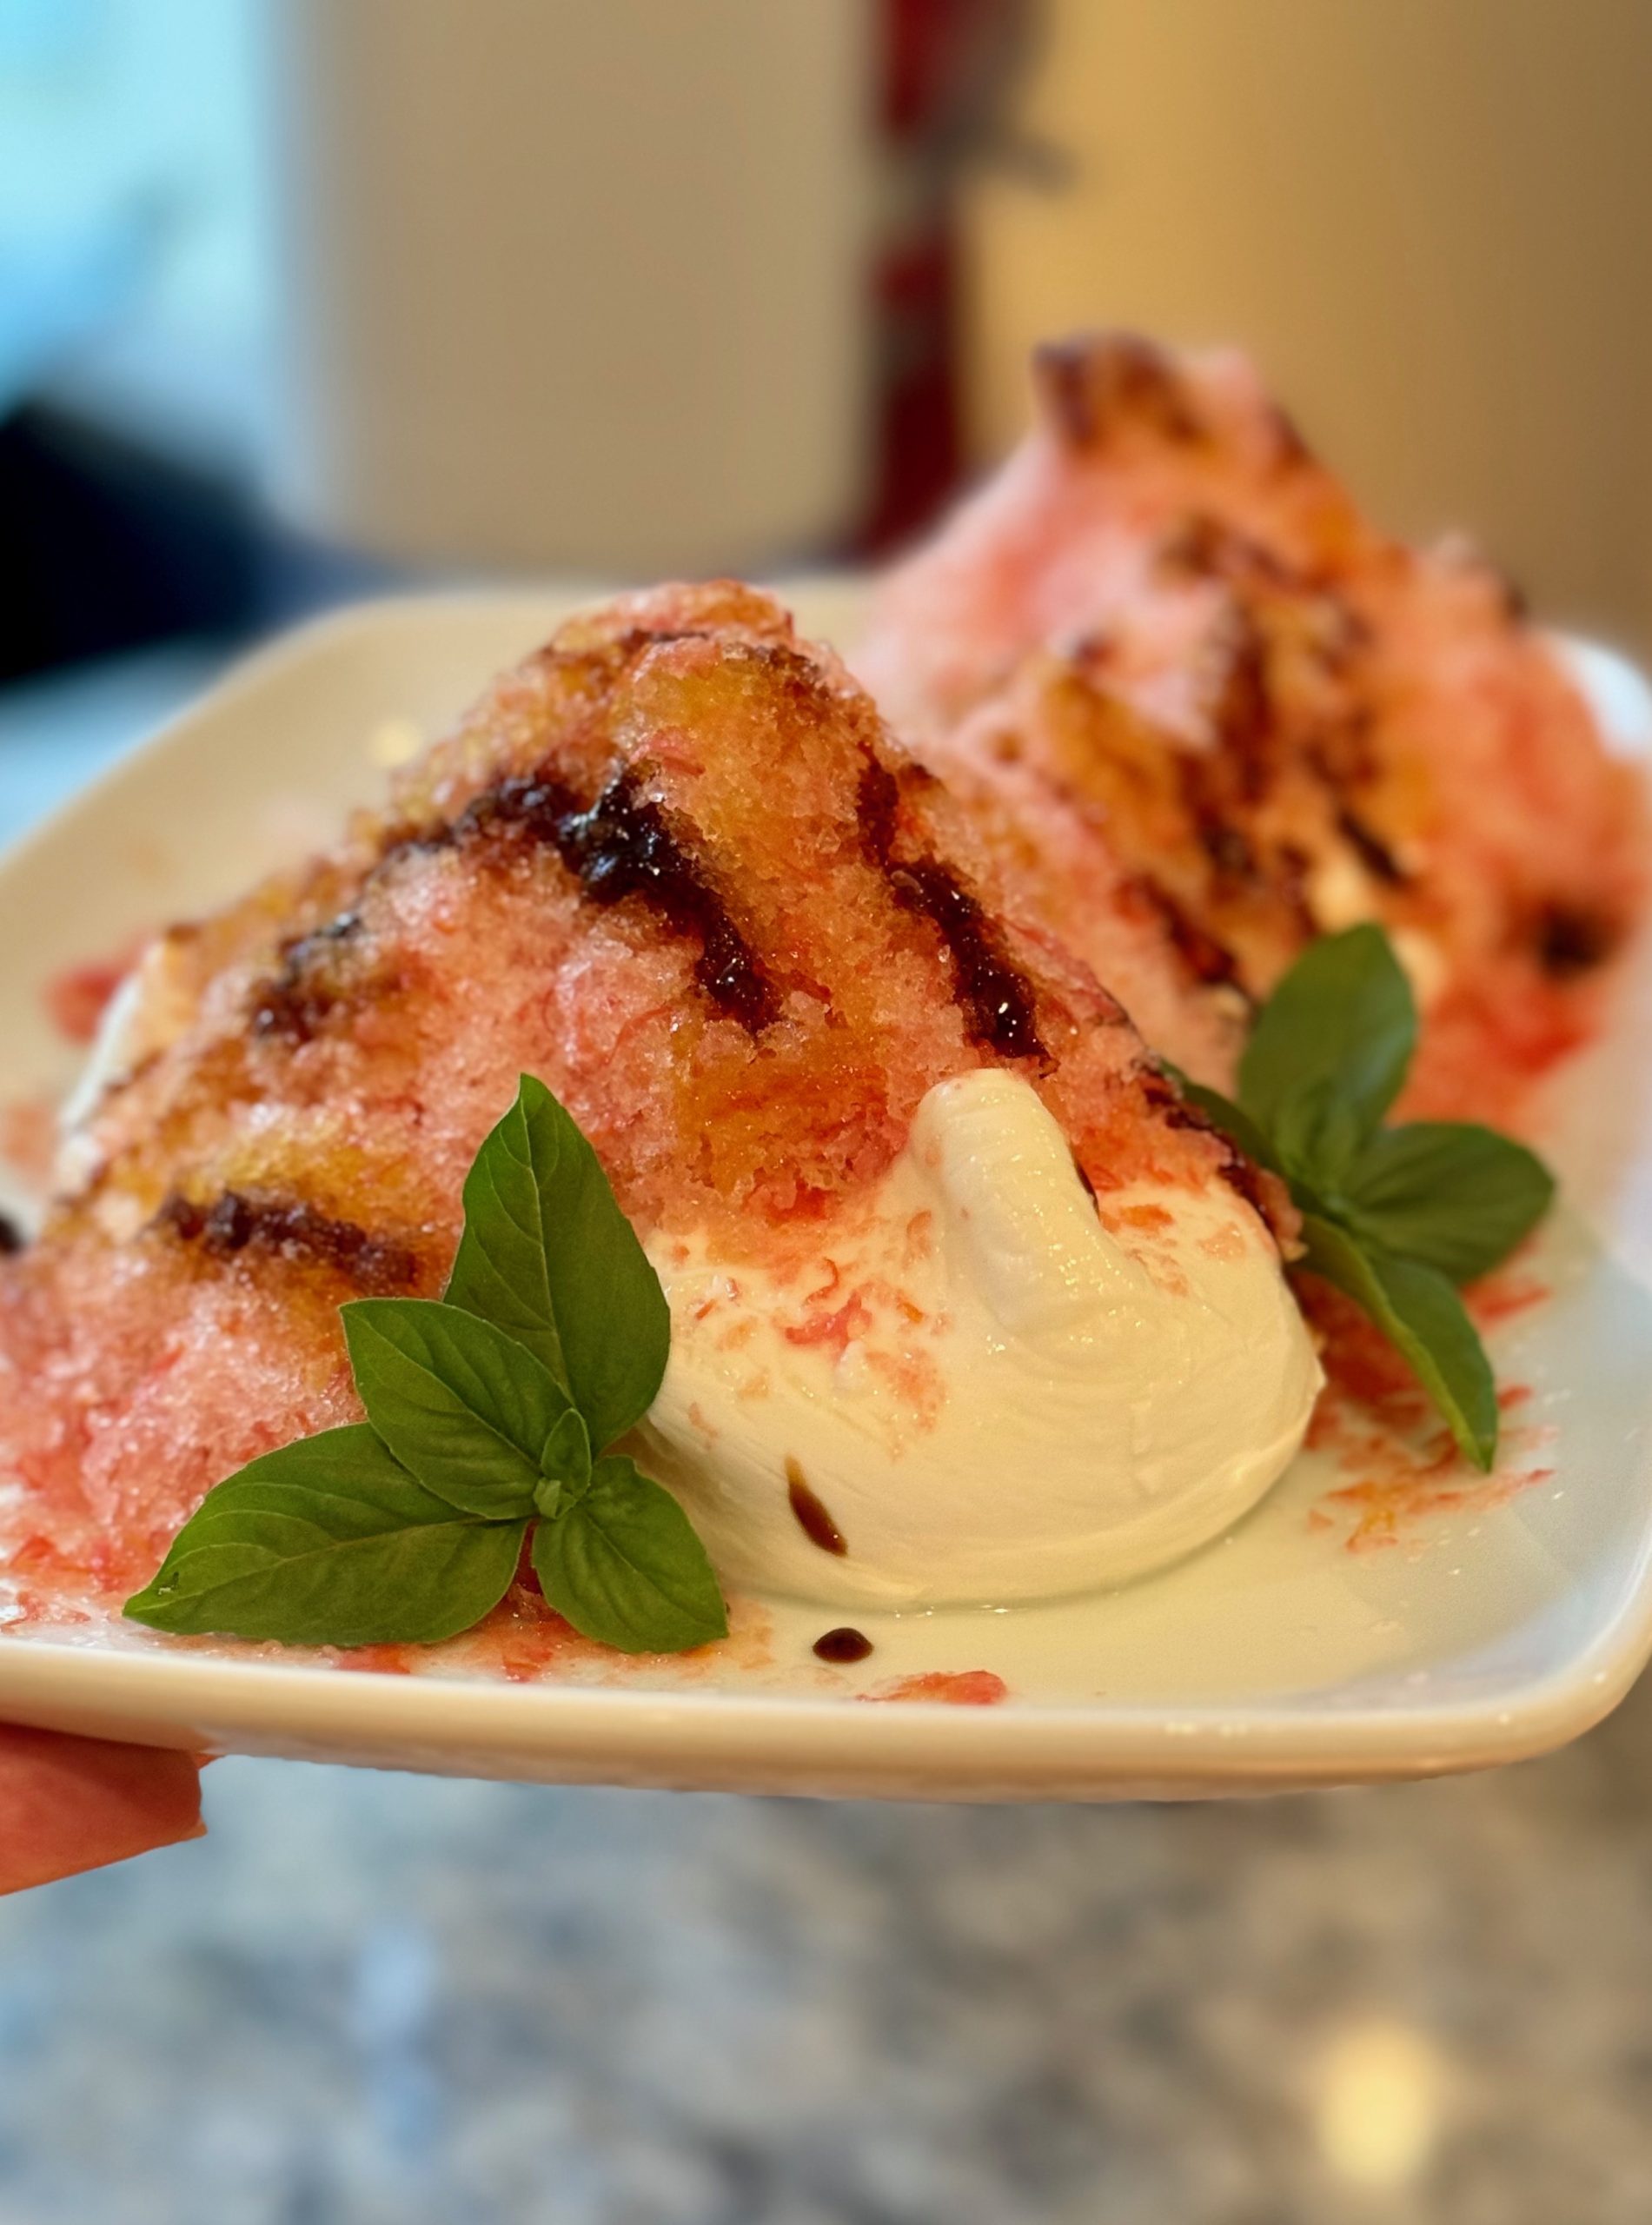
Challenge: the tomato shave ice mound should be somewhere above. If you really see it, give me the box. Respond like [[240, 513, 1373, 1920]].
[[857, 331, 1648, 1129]]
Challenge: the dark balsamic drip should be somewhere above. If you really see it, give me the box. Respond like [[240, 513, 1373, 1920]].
[[786, 1458, 847, 1556], [1139, 1071, 1273, 1228], [461, 768, 780, 1032], [452, 771, 581, 845], [1534, 901, 1620, 980], [251, 979, 332, 1045], [1303, 701, 1382, 802], [250, 911, 365, 1042], [1178, 754, 1258, 888], [609, 625, 709, 656], [858, 759, 1049, 1064], [297, 909, 363, 950], [1335, 805, 1407, 887], [888, 860, 1049, 1062], [857, 756, 901, 860], [156, 1190, 418, 1293], [1033, 332, 1202, 450], [1158, 512, 1297, 590], [1158, 513, 1225, 581], [1138, 1070, 1189, 1126], [1206, 1139, 1271, 1225], [376, 826, 460, 874], [1193, 814, 1258, 884], [738, 636, 843, 701], [257, 625, 790, 1046], [1131, 875, 1246, 993], [813, 1626, 873, 1664], [1104, 330, 1204, 440], [1211, 609, 1274, 802], [0, 1213, 23, 1255]]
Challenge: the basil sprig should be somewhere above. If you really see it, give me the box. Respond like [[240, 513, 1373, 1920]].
[[1173, 924, 1554, 1471], [125, 1078, 726, 1655]]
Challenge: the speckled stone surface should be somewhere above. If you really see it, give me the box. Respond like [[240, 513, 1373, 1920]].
[[2, 1677, 1651, 2224]]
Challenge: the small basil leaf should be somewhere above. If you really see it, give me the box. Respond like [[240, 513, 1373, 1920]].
[[541, 1408, 592, 1491], [1339, 1122, 1556, 1285], [123, 1425, 525, 1645], [1297, 1214, 1499, 1470], [1160, 1066, 1280, 1172], [342, 1298, 573, 1518], [1239, 924, 1416, 1146], [532, 1455, 727, 1655], [533, 1411, 593, 1521], [1270, 1076, 1368, 1193], [445, 1075, 669, 1450]]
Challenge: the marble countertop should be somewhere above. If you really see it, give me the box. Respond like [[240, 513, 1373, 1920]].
[[2, 647, 1649, 2224], [2, 1682, 1651, 2224]]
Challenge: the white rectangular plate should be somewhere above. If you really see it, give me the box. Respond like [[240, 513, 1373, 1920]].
[[0, 584, 1649, 1800]]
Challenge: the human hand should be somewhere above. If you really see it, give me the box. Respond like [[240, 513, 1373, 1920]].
[[0, 1726, 203, 1896]]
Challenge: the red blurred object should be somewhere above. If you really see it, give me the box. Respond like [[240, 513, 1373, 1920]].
[[853, 0, 1048, 555]]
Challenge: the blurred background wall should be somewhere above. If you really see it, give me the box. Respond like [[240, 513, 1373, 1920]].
[[965, 0, 1652, 646], [3, 0, 1651, 683], [264, 1, 875, 575]]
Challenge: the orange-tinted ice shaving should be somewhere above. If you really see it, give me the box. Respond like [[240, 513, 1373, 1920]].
[[0, 583, 1280, 1611]]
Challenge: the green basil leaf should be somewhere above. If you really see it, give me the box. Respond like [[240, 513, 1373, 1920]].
[[531, 1454, 727, 1654], [342, 1298, 572, 1518], [445, 1075, 669, 1450], [123, 1425, 525, 1645], [1160, 1066, 1280, 1172], [541, 1407, 592, 1488], [1339, 1122, 1556, 1285], [1270, 1076, 1369, 1192], [533, 1409, 592, 1520], [1239, 924, 1416, 1147], [1297, 1214, 1499, 1470]]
